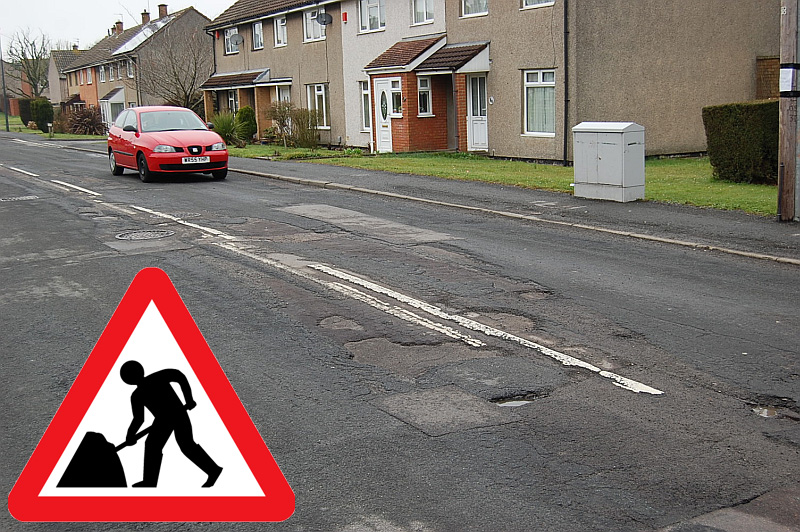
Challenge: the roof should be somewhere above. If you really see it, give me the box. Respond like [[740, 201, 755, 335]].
[[50, 49, 84, 73], [200, 70, 265, 90], [417, 43, 488, 72], [364, 37, 444, 71], [99, 87, 124, 101], [63, 8, 199, 71], [207, 0, 327, 30]]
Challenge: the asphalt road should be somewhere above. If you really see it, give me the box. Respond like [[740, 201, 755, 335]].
[[1, 133, 798, 531]]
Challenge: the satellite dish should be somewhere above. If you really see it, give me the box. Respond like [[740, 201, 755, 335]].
[[230, 34, 245, 45], [316, 12, 333, 25]]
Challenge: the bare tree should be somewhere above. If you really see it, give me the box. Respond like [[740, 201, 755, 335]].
[[135, 22, 212, 113], [6, 29, 50, 98]]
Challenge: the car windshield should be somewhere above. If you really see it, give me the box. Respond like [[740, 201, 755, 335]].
[[139, 110, 207, 133]]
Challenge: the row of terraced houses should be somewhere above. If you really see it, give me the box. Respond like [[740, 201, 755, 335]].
[[55, 0, 779, 162]]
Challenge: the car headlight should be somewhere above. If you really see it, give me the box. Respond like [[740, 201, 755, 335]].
[[209, 142, 226, 151], [153, 145, 177, 153]]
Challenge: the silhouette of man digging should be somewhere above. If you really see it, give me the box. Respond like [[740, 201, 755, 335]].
[[121, 361, 222, 488]]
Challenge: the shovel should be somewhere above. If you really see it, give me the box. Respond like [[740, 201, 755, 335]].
[[57, 426, 150, 488]]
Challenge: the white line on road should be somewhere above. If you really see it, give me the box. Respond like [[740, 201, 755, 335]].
[[50, 180, 102, 196], [5, 165, 40, 177], [130, 205, 236, 240], [310, 263, 664, 395], [213, 242, 486, 347]]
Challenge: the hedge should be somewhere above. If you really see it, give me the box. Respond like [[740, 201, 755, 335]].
[[18, 99, 32, 126], [701, 100, 778, 185], [30, 98, 54, 133]]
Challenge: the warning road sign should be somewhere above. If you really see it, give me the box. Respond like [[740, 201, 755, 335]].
[[8, 268, 295, 521]]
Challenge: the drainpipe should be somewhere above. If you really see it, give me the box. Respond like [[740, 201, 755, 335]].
[[562, 0, 570, 166], [452, 72, 460, 151]]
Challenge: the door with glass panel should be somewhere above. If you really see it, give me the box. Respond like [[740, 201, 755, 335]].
[[467, 74, 488, 151]]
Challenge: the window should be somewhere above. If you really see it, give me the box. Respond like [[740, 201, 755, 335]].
[[391, 80, 402, 116], [462, 0, 488, 16], [413, 0, 434, 24], [523, 70, 555, 135], [360, 81, 371, 130], [225, 27, 240, 54], [228, 89, 239, 114], [277, 85, 291, 102], [79, 70, 84, 85], [253, 21, 264, 49], [304, 8, 326, 42], [127, 59, 134, 78], [99, 65, 106, 83], [417, 77, 432, 116], [109, 63, 114, 81], [87, 68, 92, 84], [307, 83, 330, 128], [113, 110, 129, 128], [118, 61, 124, 79], [522, 0, 554, 7], [359, 0, 385, 32], [274, 17, 287, 47]]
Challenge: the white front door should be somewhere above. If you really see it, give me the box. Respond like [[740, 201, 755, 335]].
[[467, 75, 488, 151], [374, 78, 393, 153]]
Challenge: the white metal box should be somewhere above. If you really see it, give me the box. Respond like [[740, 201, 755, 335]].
[[572, 122, 645, 202]]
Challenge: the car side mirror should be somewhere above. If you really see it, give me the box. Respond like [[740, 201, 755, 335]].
[[123, 125, 137, 133], [206, 122, 215, 130]]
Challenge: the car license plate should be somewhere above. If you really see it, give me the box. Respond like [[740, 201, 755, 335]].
[[182, 156, 210, 164]]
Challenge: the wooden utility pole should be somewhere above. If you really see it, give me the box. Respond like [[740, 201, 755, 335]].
[[780, 0, 799, 221]]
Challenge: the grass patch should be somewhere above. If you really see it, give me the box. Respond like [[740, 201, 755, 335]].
[[311, 152, 777, 216], [227, 143, 342, 160], [0, 112, 106, 140]]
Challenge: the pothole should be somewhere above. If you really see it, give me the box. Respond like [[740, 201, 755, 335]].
[[491, 392, 546, 408], [0, 195, 38, 202], [320, 315, 364, 331], [751, 406, 800, 421], [115, 229, 176, 240]]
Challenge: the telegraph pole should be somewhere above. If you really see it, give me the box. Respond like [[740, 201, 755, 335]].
[[779, 0, 799, 221], [0, 32, 9, 132]]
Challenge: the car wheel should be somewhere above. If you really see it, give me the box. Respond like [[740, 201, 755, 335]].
[[109, 150, 124, 176], [137, 153, 153, 183], [212, 168, 227, 180]]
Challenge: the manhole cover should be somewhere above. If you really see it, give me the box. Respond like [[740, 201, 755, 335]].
[[115, 229, 176, 240]]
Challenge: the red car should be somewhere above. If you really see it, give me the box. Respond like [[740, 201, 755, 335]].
[[107, 106, 228, 182]]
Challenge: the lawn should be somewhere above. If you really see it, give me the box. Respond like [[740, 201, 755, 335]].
[[309, 151, 778, 216], [227, 143, 343, 160], [0, 112, 106, 140]]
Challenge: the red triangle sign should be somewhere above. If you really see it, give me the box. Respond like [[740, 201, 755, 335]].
[[9, 268, 295, 522]]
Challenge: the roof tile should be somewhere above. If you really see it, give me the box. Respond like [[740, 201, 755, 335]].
[[364, 37, 444, 70]]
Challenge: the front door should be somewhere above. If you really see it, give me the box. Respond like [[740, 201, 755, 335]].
[[467, 74, 488, 151], [374, 78, 393, 153]]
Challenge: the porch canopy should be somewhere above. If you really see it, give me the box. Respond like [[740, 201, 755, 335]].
[[200, 69, 292, 91], [415, 42, 490, 75]]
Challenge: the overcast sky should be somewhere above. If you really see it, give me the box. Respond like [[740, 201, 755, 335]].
[[0, 0, 236, 56]]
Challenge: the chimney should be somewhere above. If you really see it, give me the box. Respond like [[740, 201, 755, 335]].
[[72, 44, 79, 51], [115, 20, 124, 34], [141, 10, 150, 24], [158, 4, 168, 18]]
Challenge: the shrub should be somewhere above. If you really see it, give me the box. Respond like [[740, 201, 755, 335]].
[[235, 106, 257, 142], [18, 99, 32, 126], [702, 100, 778, 185], [210, 111, 244, 147], [289, 108, 320, 149], [52, 109, 69, 134], [68, 107, 105, 135], [30, 98, 54, 133], [267, 101, 294, 148]]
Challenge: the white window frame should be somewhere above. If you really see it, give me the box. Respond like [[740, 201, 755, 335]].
[[127, 59, 134, 78], [277, 85, 291, 102], [412, 0, 434, 25], [307, 83, 330, 129], [461, 0, 488, 17], [417, 76, 433, 116], [228, 89, 239, 114], [118, 61, 124, 79], [253, 21, 264, 50], [225, 27, 240, 54], [79, 69, 84, 85], [304, 8, 326, 42], [274, 16, 287, 47], [390, 79, 402, 117], [522, 0, 554, 8], [99, 65, 106, 83], [359, 0, 386, 33], [360, 81, 371, 131], [86, 67, 92, 84], [109, 64, 114, 81], [523, 69, 556, 137]]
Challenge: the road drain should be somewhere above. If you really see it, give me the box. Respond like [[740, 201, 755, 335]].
[[115, 229, 176, 240]]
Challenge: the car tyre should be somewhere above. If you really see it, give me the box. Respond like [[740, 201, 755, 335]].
[[137, 153, 154, 183], [212, 168, 227, 180], [109, 150, 124, 176]]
